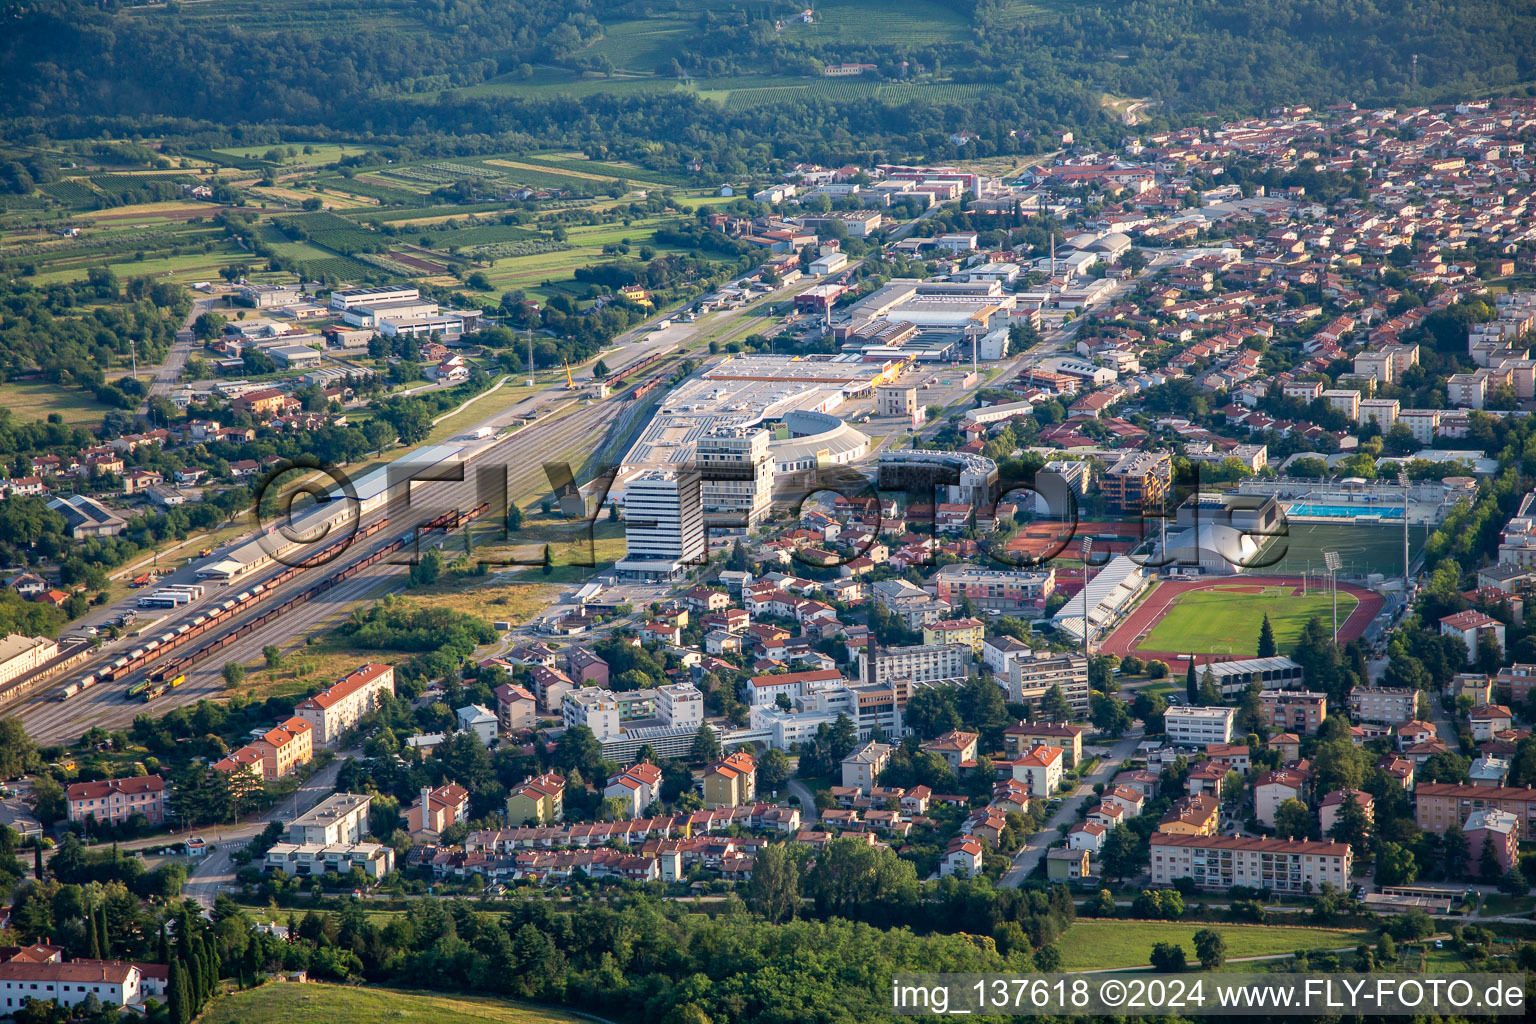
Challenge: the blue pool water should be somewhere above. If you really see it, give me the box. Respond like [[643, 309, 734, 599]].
[[1286, 503, 1405, 520]]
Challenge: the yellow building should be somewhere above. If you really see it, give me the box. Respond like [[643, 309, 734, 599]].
[[922, 616, 985, 653], [701, 751, 757, 809], [1156, 794, 1220, 836], [506, 772, 566, 825]]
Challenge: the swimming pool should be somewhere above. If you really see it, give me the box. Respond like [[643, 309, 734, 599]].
[[1286, 503, 1405, 520]]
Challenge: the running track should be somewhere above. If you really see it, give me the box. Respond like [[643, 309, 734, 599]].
[[1098, 575, 1384, 662]]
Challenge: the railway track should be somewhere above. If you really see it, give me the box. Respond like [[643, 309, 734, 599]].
[[15, 395, 629, 744]]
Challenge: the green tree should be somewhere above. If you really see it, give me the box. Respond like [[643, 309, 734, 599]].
[[690, 723, 722, 763], [1257, 613, 1276, 658], [1375, 841, 1418, 887], [1150, 941, 1187, 972], [1193, 928, 1226, 970], [1102, 823, 1140, 881], [1042, 683, 1073, 722], [745, 844, 800, 924], [222, 662, 245, 688], [262, 644, 282, 670], [0, 718, 37, 779], [1186, 658, 1198, 704], [1274, 798, 1311, 840]]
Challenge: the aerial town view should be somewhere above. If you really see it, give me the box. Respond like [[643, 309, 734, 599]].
[[1, 1, 1536, 1022]]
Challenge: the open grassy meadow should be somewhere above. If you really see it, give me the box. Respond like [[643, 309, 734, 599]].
[[202, 984, 588, 1024], [1140, 584, 1357, 657], [1054, 921, 1374, 971]]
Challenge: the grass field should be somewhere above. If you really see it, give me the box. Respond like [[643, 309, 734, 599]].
[[0, 381, 122, 425], [1055, 921, 1373, 971], [202, 984, 586, 1024], [1257, 520, 1422, 579], [1140, 584, 1358, 656]]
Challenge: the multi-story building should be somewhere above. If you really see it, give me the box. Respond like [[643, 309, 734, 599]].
[[1149, 834, 1352, 892], [293, 663, 395, 746], [922, 616, 985, 651], [563, 687, 622, 741], [406, 783, 470, 836], [617, 468, 705, 578], [0, 960, 144, 1010], [1464, 809, 1520, 874], [1007, 650, 1090, 715], [565, 647, 610, 687], [262, 841, 395, 879], [1100, 450, 1171, 513], [506, 772, 566, 825], [982, 635, 1033, 677], [1469, 703, 1514, 741], [1163, 705, 1236, 746], [66, 776, 165, 826], [924, 730, 979, 769], [1349, 686, 1419, 725], [1495, 663, 1536, 705], [1440, 610, 1505, 663], [494, 682, 539, 733], [216, 716, 314, 781], [696, 425, 774, 527], [657, 682, 705, 731], [1260, 691, 1328, 735], [702, 752, 757, 809], [841, 741, 892, 793], [287, 793, 372, 846], [0, 633, 58, 689], [1318, 789, 1374, 835], [1003, 721, 1085, 766], [1254, 768, 1309, 828], [858, 643, 969, 687], [603, 762, 663, 818], [1011, 745, 1064, 797], [1413, 783, 1536, 835], [929, 565, 1057, 615]]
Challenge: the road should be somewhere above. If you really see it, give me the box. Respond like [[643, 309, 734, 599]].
[[1000, 728, 1144, 887], [183, 756, 347, 909]]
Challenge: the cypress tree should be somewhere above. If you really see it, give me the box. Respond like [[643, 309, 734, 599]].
[[157, 922, 170, 964], [1185, 657, 1198, 704], [243, 940, 261, 988], [98, 905, 111, 959], [187, 948, 203, 1010], [33, 842, 42, 879], [168, 959, 189, 1024], [87, 907, 102, 959]]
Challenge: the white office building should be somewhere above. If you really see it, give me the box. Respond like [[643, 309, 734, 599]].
[[564, 688, 622, 741], [1164, 706, 1236, 746], [617, 468, 705, 578]]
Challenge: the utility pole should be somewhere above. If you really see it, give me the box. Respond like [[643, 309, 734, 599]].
[[1398, 472, 1411, 598], [1324, 550, 1341, 642], [1080, 537, 1093, 656], [526, 329, 535, 388], [129, 339, 137, 381]]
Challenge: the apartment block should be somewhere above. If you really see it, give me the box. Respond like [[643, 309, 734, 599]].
[[1413, 783, 1536, 835], [294, 663, 395, 745], [1260, 690, 1328, 735], [1100, 450, 1172, 513], [1349, 686, 1419, 725], [858, 643, 969, 686], [1006, 650, 1090, 716], [66, 775, 165, 826], [929, 565, 1056, 614], [1150, 834, 1351, 893]]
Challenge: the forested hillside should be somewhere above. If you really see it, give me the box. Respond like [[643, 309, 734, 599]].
[[1, 0, 1533, 168]]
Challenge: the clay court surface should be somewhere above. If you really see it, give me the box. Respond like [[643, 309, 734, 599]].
[[1099, 575, 1382, 661]]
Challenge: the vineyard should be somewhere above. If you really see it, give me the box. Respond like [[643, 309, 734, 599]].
[[344, 201, 512, 224], [525, 153, 696, 188], [182, 148, 268, 171], [316, 177, 425, 205], [283, 254, 385, 281], [39, 180, 103, 206], [413, 222, 539, 247], [90, 173, 196, 192], [780, 0, 970, 45], [275, 211, 384, 253], [577, 17, 693, 74]]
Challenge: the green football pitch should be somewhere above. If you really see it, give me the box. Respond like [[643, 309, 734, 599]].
[[1139, 584, 1358, 656]]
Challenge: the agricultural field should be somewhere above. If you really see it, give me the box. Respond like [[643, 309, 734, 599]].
[[779, 0, 971, 45], [1140, 584, 1358, 657], [1054, 921, 1373, 971], [0, 381, 123, 426], [201, 984, 588, 1024]]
